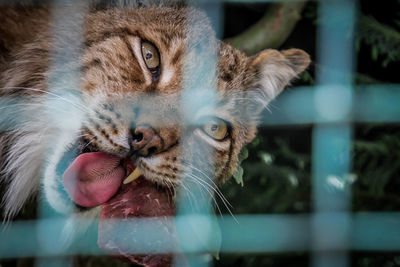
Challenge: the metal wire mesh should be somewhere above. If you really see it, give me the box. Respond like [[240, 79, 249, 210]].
[[0, 0, 399, 267]]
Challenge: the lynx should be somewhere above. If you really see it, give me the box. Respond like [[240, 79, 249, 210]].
[[0, 0, 309, 264]]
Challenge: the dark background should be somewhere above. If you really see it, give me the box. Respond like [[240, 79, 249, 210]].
[[217, 0, 400, 266]]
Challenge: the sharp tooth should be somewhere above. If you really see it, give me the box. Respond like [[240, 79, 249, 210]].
[[123, 168, 142, 184]]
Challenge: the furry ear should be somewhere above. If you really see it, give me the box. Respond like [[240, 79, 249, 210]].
[[246, 48, 310, 113]]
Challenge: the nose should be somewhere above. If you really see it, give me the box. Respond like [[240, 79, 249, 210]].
[[130, 125, 163, 157]]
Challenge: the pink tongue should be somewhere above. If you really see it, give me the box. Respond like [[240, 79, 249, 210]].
[[63, 152, 125, 207]]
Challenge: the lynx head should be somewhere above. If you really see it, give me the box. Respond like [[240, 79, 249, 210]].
[[0, 4, 310, 219]]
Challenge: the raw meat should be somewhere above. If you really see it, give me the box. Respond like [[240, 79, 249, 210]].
[[98, 178, 178, 267]]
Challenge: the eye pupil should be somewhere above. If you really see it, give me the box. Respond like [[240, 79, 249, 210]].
[[141, 42, 160, 71], [201, 117, 229, 141]]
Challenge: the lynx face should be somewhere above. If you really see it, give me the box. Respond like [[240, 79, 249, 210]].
[[0, 4, 310, 220]]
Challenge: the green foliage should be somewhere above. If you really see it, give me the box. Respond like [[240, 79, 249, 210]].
[[220, 133, 311, 214], [299, 70, 315, 85], [352, 125, 400, 211], [356, 15, 400, 68], [303, 2, 318, 24], [355, 72, 381, 84], [232, 147, 249, 187]]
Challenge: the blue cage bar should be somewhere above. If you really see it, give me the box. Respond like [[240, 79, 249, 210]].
[[1, 0, 400, 267]]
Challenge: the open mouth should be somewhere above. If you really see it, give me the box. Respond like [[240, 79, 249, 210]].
[[62, 151, 177, 266]]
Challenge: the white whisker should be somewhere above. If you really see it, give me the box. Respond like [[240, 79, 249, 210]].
[[185, 172, 237, 222], [177, 181, 198, 212], [185, 174, 223, 216], [183, 161, 233, 209], [1, 86, 89, 113]]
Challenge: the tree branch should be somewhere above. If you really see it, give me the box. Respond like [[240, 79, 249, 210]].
[[225, 2, 307, 55]]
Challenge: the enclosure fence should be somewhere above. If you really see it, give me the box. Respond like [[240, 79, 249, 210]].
[[1, 0, 400, 267]]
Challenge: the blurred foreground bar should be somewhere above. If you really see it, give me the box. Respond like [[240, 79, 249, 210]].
[[261, 84, 400, 126], [2, 213, 400, 259], [312, 0, 355, 266]]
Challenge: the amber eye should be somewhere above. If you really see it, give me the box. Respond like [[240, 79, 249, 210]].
[[141, 42, 160, 70], [202, 117, 229, 141]]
